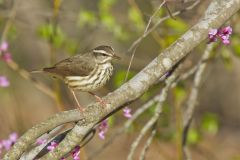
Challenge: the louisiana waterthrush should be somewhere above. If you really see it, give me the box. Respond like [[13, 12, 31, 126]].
[[33, 45, 120, 111]]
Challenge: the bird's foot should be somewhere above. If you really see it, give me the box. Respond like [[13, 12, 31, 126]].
[[95, 96, 107, 106], [89, 92, 107, 107]]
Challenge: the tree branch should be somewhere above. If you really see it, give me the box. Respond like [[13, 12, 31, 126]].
[[3, 0, 240, 159]]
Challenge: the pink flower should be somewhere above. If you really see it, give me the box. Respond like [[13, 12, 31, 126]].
[[98, 119, 108, 140], [1, 140, 12, 150], [219, 26, 233, 45], [2, 52, 12, 62], [123, 107, 132, 118], [221, 36, 230, 45], [0, 132, 18, 155], [9, 133, 18, 143], [0, 41, 12, 62], [208, 26, 233, 45], [0, 142, 3, 155], [71, 146, 80, 160], [208, 28, 218, 42], [47, 141, 58, 151], [0, 41, 8, 52], [0, 76, 10, 87], [0, 142, 3, 150], [98, 130, 106, 140], [221, 26, 232, 35], [208, 28, 218, 37], [36, 138, 47, 145]]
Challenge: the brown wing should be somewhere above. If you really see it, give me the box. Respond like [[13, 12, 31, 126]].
[[43, 53, 95, 77]]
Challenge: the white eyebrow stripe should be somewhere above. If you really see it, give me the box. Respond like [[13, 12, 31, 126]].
[[93, 49, 112, 56], [109, 47, 114, 52]]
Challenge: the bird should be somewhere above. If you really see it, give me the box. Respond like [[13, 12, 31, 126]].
[[32, 45, 120, 112]]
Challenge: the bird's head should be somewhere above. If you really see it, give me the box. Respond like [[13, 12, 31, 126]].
[[93, 45, 120, 64]]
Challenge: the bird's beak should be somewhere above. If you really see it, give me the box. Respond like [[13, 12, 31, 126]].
[[113, 54, 121, 60]]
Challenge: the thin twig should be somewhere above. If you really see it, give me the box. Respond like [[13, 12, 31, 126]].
[[125, 0, 200, 81], [144, 0, 166, 34], [125, 0, 166, 81], [139, 125, 157, 160], [182, 44, 214, 160], [127, 74, 177, 160]]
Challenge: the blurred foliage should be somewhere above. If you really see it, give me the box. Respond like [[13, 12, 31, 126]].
[[220, 47, 233, 70], [158, 103, 171, 127], [7, 25, 17, 41], [128, 7, 144, 32], [165, 18, 188, 33], [38, 23, 78, 54], [107, 115, 115, 127], [232, 155, 240, 160], [78, 0, 129, 41], [113, 69, 135, 88], [232, 35, 240, 57], [173, 84, 187, 103], [201, 112, 219, 135], [187, 128, 201, 145], [78, 10, 97, 27], [38, 24, 65, 48]]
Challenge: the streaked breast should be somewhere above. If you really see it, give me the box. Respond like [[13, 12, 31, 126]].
[[65, 63, 113, 91]]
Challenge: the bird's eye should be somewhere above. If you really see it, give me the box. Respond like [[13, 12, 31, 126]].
[[101, 53, 108, 56]]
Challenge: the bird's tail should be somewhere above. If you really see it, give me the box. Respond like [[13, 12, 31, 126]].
[[30, 69, 44, 74]]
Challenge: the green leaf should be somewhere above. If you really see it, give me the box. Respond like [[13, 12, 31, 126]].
[[38, 24, 54, 40], [101, 13, 116, 28], [53, 27, 65, 47], [7, 25, 17, 41], [187, 128, 201, 145], [232, 36, 240, 57], [201, 113, 219, 135], [78, 10, 97, 27], [165, 18, 188, 33], [221, 47, 232, 70], [107, 116, 115, 127], [174, 85, 187, 103], [128, 7, 144, 32], [113, 70, 135, 87], [99, 0, 116, 11], [113, 25, 129, 40], [38, 24, 66, 48]]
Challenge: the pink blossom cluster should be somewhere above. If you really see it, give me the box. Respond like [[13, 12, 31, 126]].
[[0, 41, 12, 88], [208, 26, 233, 45], [123, 107, 132, 119], [0, 133, 18, 156], [71, 146, 81, 160], [98, 119, 109, 140], [0, 41, 12, 62], [37, 139, 80, 160], [0, 76, 10, 87]]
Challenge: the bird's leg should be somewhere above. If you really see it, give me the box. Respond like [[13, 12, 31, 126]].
[[71, 89, 84, 112], [88, 92, 107, 106]]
